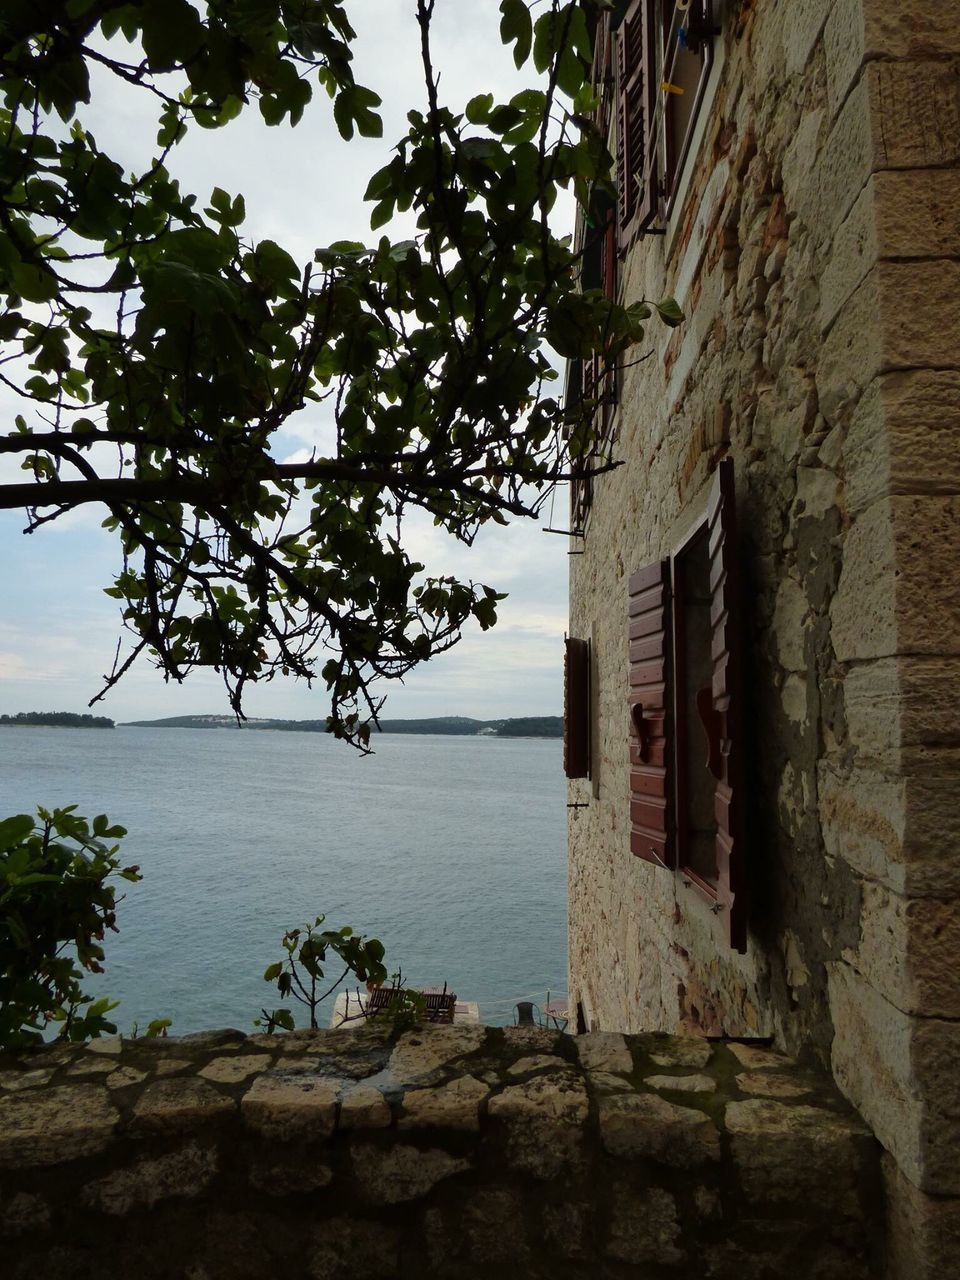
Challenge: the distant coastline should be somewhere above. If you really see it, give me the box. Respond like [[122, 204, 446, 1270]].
[[0, 711, 115, 729], [121, 713, 562, 739]]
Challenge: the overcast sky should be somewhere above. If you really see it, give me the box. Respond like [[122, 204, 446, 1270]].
[[0, 3, 574, 724]]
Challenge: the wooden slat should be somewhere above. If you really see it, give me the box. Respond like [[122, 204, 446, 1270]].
[[628, 557, 674, 868], [705, 459, 747, 952]]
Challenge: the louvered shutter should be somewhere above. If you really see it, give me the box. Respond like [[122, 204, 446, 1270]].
[[616, 0, 658, 243], [705, 459, 746, 951], [628, 559, 674, 867], [564, 637, 590, 779]]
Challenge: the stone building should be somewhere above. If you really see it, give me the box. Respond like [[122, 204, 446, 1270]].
[[564, 1, 960, 1275]]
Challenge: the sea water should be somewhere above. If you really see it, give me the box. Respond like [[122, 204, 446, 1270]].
[[0, 726, 567, 1031]]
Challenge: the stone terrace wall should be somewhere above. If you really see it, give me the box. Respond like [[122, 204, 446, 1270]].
[[0, 1025, 879, 1279]]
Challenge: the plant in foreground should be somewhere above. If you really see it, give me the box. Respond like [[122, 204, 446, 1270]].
[[0, 806, 139, 1049]]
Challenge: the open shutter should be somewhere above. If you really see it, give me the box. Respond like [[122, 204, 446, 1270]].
[[706, 458, 746, 950], [628, 560, 674, 867], [616, 0, 658, 243], [564, 637, 590, 779]]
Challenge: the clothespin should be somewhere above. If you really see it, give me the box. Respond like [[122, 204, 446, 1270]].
[[661, 81, 685, 94]]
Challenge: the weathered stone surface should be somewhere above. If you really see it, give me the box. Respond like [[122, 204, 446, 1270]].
[[726, 1098, 871, 1212], [338, 1083, 391, 1130], [647, 1036, 712, 1069], [487, 1070, 589, 1178], [587, 1070, 633, 1093], [350, 1144, 469, 1205], [131, 1077, 234, 1134], [646, 1073, 717, 1094], [598, 1091, 720, 1167], [884, 1152, 960, 1280], [106, 1065, 147, 1090], [506, 1053, 566, 1078], [606, 1184, 684, 1266], [248, 1150, 333, 1195], [82, 1142, 217, 1214], [0, 1068, 53, 1092], [86, 1036, 123, 1055], [736, 1071, 812, 1099], [64, 1055, 117, 1077], [727, 1043, 793, 1070], [199, 1054, 271, 1085], [388, 1025, 485, 1085], [575, 1031, 633, 1074], [241, 1074, 339, 1142], [500, 1025, 562, 1054], [309, 1216, 399, 1280], [0, 1191, 50, 1236], [0, 1084, 117, 1166], [399, 1073, 488, 1131]]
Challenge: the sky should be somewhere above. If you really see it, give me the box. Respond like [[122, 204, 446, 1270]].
[[0, 3, 574, 725]]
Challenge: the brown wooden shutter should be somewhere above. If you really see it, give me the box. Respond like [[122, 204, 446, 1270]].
[[628, 560, 674, 867], [706, 458, 746, 950], [564, 637, 590, 779], [616, 0, 658, 243]]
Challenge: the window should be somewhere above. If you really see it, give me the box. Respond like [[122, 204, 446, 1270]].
[[627, 459, 746, 951], [564, 637, 591, 779], [615, 0, 717, 242]]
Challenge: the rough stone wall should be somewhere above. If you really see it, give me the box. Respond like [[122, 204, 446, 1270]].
[[567, 2, 960, 1275], [0, 1025, 879, 1279]]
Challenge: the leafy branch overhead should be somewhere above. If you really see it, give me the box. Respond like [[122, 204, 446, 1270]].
[[0, 0, 678, 748]]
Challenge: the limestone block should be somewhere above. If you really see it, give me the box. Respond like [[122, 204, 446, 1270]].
[[308, 1216, 399, 1280], [64, 1055, 117, 1077], [598, 1092, 720, 1167], [832, 505, 896, 662], [820, 180, 877, 332], [587, 1071, 633, 1093], [902, 769, 960, 897], [736, 1072, 812, 1098], [874, 170, 960, 261], [131, 1077, 234, 1135], [726, 1098, 871, 1212], [828, 961, 960, 1193], [727, 1043, 793, 1069], [81, 1142, 217, 1215], [106, 1065, 147, 1090], [645, 1035, 712, 1069], [892, 498, 960, 656], [883, 1152, 960, 1280], [823, 0, 867, 119], [500, 1025, 563, 1054], [249, 1150, 333, 1195], [350, 1144, 469, 1205], [845, 372, 960, 516], [506, 1054, 566, 1078], [0, 1191, 49, 1236], [399, 1074, 488, 1132], [819, 764, 906, 886], [771, 576, 809, 671], [240, 1075, 339, 1142], [868, 61, 960, 171], [0, 1084, 116, 1167], [842, 659, 901, 767], [86, 1036, 123, 1055], [198, 1055, 269, 1084], [487, 1071, 588, 1178], [338, 1083, 391, 1131], [605, 1184, 683, 1266], [807, 80, 872, 242], [645, 1073, 716, 1093], [0, 1068, 53, 1092], [387, 1025, 486, 1085], [451, 1188, 531, 1266], [575, 1031, 633, 1074]]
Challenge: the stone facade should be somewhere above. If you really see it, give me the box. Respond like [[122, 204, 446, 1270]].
[[566, 2, 960, 1277], [0, 1025, 879, 1278]]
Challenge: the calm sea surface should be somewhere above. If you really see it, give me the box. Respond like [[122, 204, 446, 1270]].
[[0, 726, 567, 1032]]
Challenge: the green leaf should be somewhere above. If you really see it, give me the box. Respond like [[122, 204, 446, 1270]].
[[0, 814, 36, 849], [500, 0, 533, 69], [655, 296, 684, 327], [465, 93, 494, 124]]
